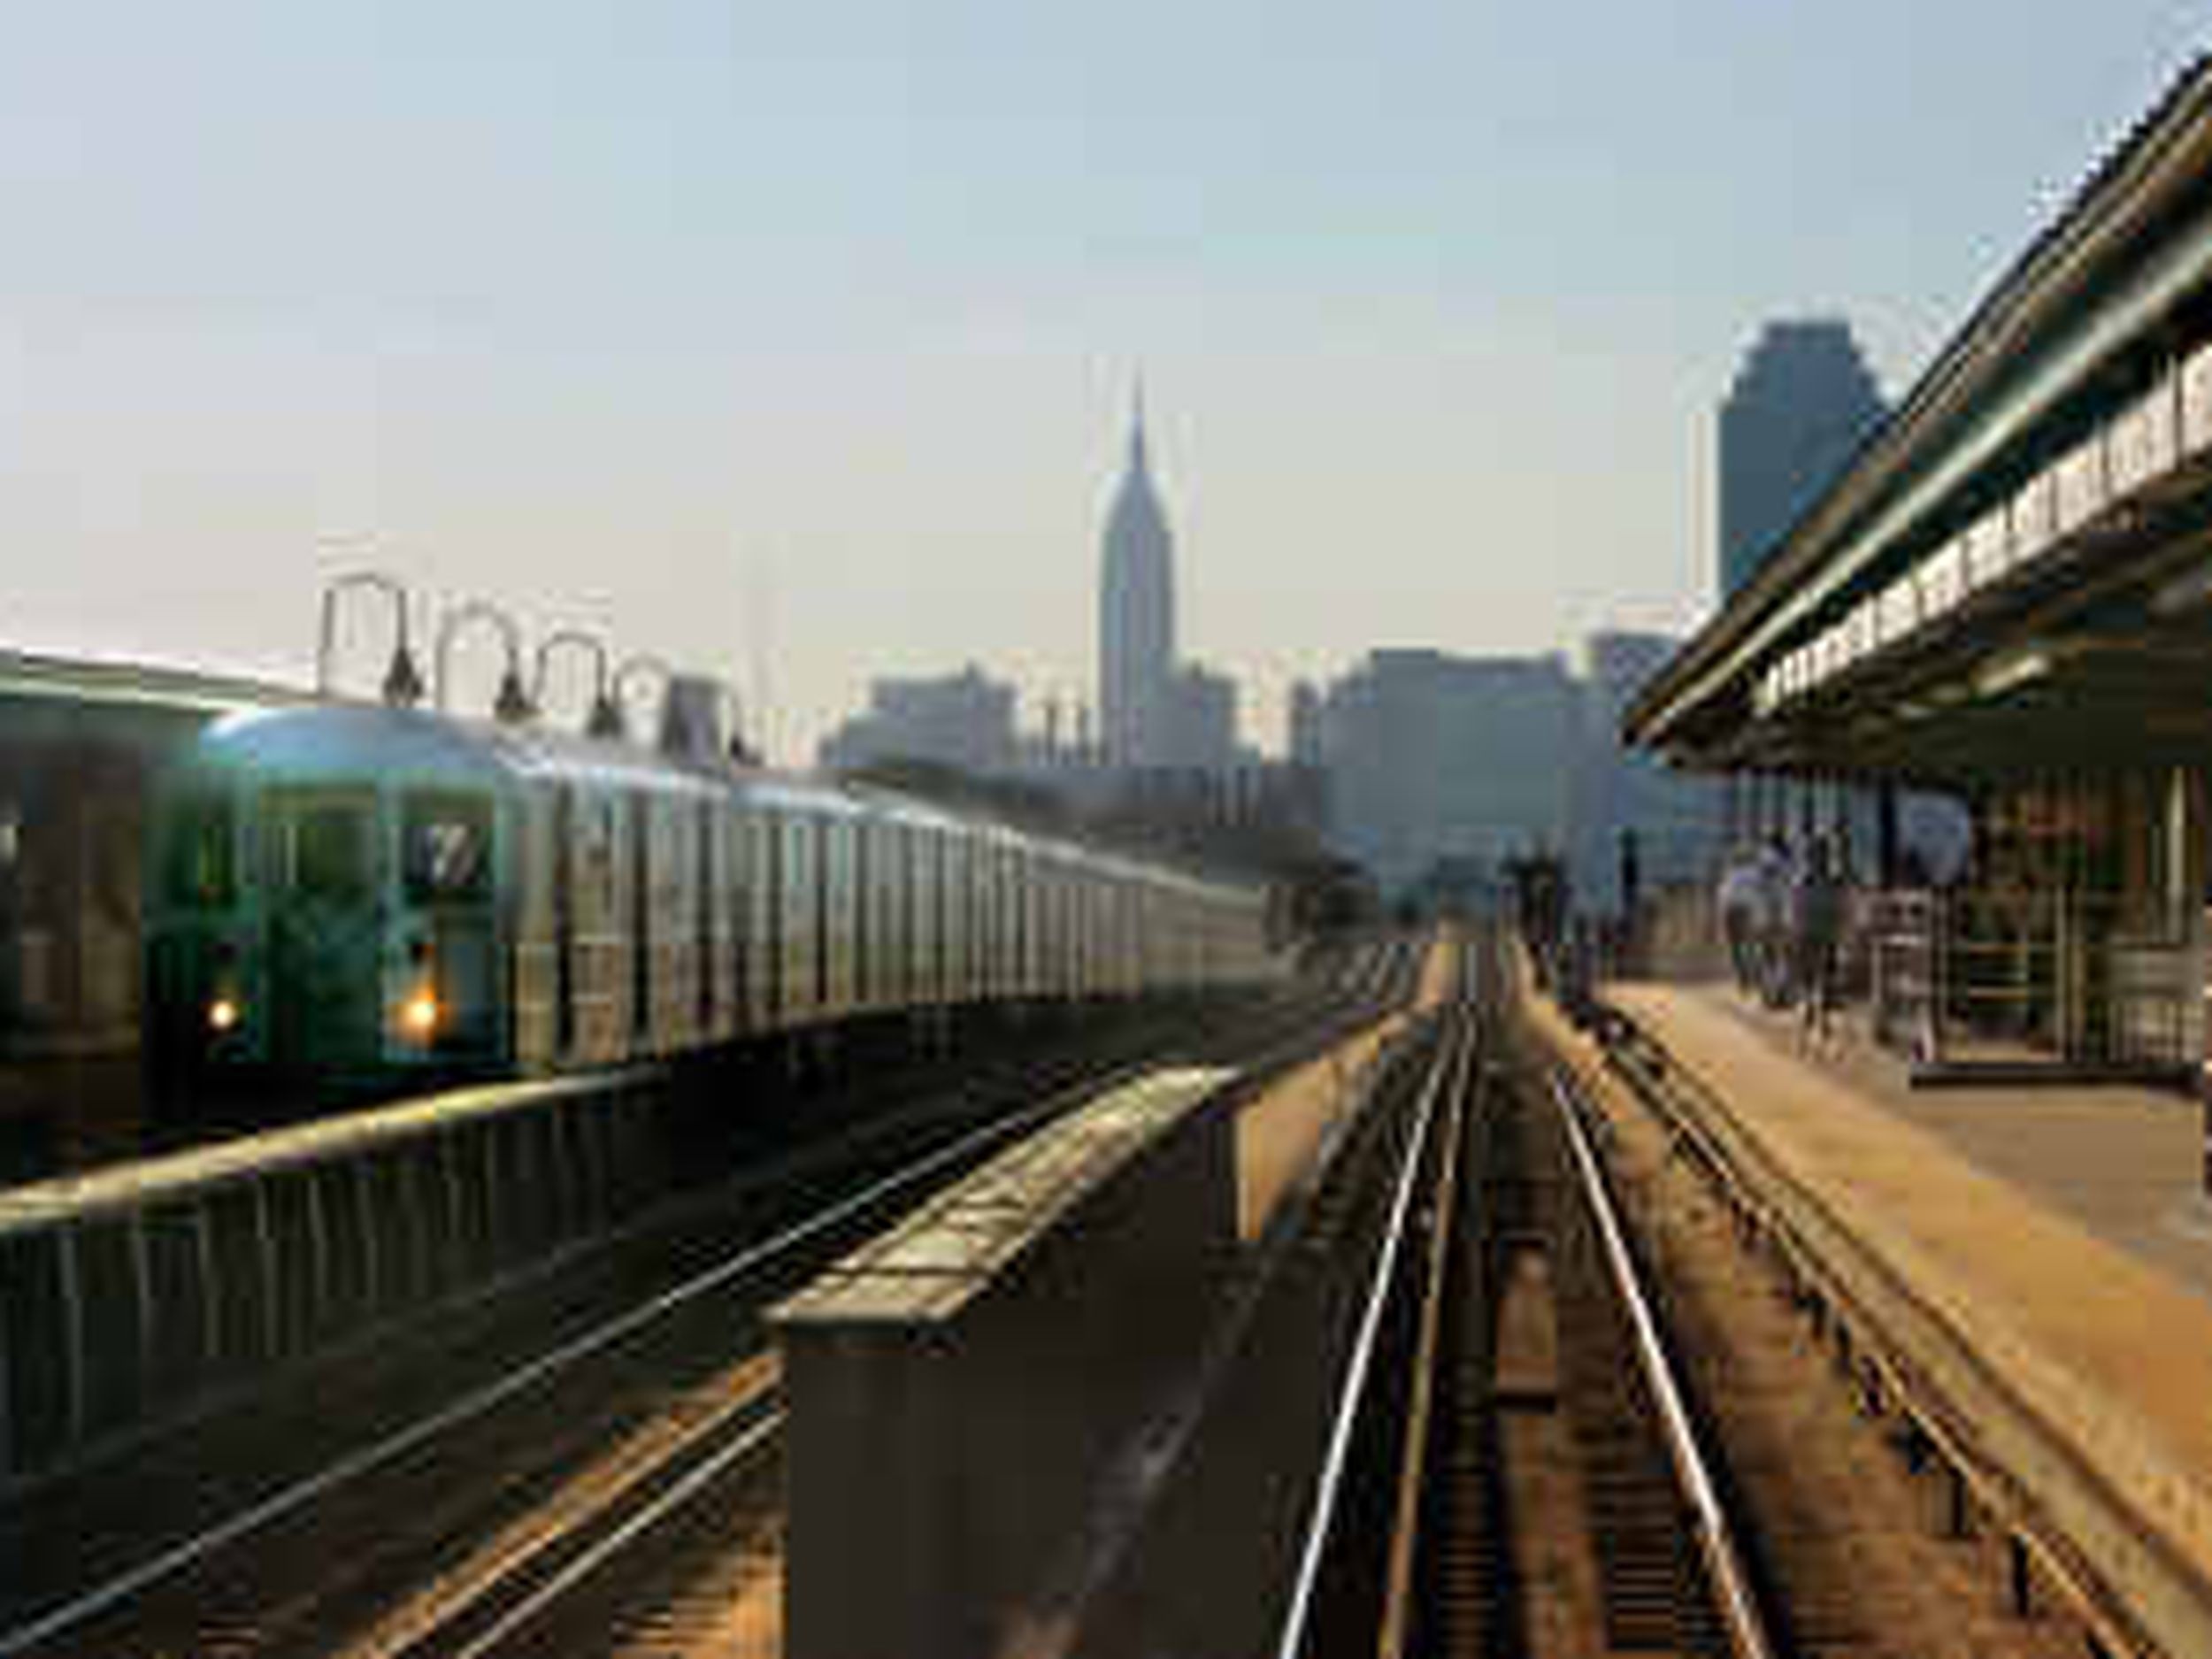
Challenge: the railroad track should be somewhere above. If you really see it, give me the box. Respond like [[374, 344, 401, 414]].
[[1577, 1000, 2137, 1659], [1276, 940, 1781, 1659], [367, 1358, 786, 1659], [0, 1012, 1184, 1648], [2, 936, 1421, 1659], [419, 941, 1433, 1659], [1539, 1064, 1771, 1657], [1039, 939, 2136, 1659]]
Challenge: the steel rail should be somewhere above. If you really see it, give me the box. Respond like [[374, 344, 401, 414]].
[[450, 1409, 784, 1659], [1371, 1001, 1479, 1656], [1548, 1064, 1782, 1659], [1271, 1007, 1469, 1659], [396, 1390, 787, 1659]]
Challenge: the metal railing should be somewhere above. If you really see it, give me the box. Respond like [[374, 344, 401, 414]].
[[1870, 887, 2200, 1071]]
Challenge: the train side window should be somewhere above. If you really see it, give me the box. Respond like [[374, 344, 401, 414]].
[[828, 820, 849, 916], [286, 801, 372, 903], [402, 792, 493, 903], [165, 795, 235, 908], [595, 799, 619, 912]]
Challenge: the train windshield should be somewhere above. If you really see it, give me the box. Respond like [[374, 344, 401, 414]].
[[164, 794, 236, 909], [403, 792, 492, 903], [277, 795, 374, 905]]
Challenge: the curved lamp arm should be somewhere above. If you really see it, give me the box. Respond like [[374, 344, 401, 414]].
[[533, 628, 622, 737], [434, 598, 533, 724], [319, 571, 423, 706]]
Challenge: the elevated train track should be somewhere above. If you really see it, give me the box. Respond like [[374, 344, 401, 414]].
[[0, 935, 1422, 1659], [19, 930, 2169, 1658], [1278, 946, 1780, 1659], [1282, 944, 2123, 1659]]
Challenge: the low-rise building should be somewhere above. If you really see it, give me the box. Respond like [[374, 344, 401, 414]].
[[818, 664, 1018, 776], [1315, 649, 1583, 895], [1571, 631, 1720, 911]]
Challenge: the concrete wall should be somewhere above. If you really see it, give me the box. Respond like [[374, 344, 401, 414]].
[[0, 1071, 672, 1486], [777, 1072, 1238, 1659]]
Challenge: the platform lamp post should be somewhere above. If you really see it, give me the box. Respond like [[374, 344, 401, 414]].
[[612, 652, 674, 747], [318, 571, 425, 707], [433, 599, 534, 725], [533, 628, 624, 740]]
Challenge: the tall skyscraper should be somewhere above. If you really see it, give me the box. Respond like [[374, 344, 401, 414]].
[[1098, 390, 1178, 767], [1718, 319, 1886, 599]]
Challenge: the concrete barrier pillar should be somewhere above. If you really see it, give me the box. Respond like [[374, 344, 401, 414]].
[[774, 1066, 1236, 1659]]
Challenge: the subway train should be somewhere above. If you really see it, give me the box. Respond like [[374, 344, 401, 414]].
[[143, 702, 1277, 1087]]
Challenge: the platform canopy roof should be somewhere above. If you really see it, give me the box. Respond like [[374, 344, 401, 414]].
[[1628, 56, 2212, 791]]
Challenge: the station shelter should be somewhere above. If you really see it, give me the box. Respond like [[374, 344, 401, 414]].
[[1628, 60, 2212, 1089]]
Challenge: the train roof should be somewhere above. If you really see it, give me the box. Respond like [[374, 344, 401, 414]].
[[184, 706, 968, 822], [187, 703, 710, 795], [180, 703, 1268, 900], [191, 703, 514, 785]]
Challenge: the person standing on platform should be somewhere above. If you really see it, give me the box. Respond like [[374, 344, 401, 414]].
[[1794, 834, 1846, 1048], [1717, 846, 1761, 993], [1755, 833, 1795, 1008]]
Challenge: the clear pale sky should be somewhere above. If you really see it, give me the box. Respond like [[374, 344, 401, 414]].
[[0, 4, 2204, 760]]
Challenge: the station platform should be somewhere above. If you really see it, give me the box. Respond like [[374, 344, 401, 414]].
[[1617, 982, 2212, 1298], [1544, 975, 2212, 1617]]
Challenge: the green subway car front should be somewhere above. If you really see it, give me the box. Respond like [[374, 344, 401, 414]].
[[146, 707, 518, 1101]]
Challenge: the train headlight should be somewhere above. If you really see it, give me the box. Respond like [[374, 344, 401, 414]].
[[207, 996, 242, 1034], [401, 987, 441, 1040]]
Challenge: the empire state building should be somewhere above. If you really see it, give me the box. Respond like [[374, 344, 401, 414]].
[[1098, 393, 1177, 766]]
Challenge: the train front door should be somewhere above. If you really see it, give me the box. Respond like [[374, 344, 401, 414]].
[[265, 787, 383, 1071], [398, 789, 499, 1061]]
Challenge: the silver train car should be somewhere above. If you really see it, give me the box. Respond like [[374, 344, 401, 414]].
[[144, 703, 1275, 1082]]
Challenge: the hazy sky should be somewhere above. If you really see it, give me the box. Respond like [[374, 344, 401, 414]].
[[1, 4, 2204, 760]]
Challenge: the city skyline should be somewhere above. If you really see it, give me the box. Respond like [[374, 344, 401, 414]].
[[0, 5, 2200, 762]]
